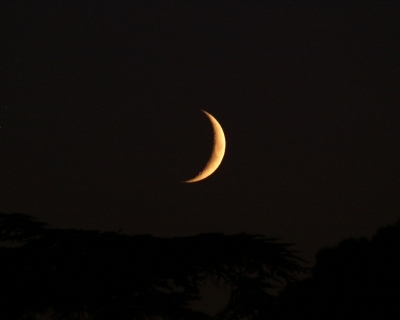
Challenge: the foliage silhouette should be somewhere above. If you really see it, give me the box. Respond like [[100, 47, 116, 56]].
[[0, 213, 307, 320], [277, 219, 400, 320]]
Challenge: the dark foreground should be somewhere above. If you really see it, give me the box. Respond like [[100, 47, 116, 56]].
[[1, 213, 399, 320]]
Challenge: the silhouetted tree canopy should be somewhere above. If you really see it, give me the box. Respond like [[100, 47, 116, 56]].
[[0, 213, 307, 320], [277, 219, 400, 320]]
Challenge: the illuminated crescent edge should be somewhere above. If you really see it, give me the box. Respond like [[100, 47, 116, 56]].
[[184, 110, 226, 183]]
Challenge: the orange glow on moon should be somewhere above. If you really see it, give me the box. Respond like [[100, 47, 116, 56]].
[[185, 110, 226, 183]]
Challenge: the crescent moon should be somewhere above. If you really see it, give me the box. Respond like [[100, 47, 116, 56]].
[[184, 110, 226, 183]]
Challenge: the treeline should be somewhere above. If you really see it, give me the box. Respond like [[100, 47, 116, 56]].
[[1, 213, 400, 320]]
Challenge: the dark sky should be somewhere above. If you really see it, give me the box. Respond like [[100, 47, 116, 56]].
[[1, 1, 400, 263]]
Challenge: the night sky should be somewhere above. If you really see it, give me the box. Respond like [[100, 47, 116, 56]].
[[1, 1, 400, 264]]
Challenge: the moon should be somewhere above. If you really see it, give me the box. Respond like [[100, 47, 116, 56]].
[[184, 110, 226, 183]]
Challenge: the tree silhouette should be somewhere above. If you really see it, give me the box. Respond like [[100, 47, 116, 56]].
[[0, 213, 307, 320], [277, 219, 400, 320]]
